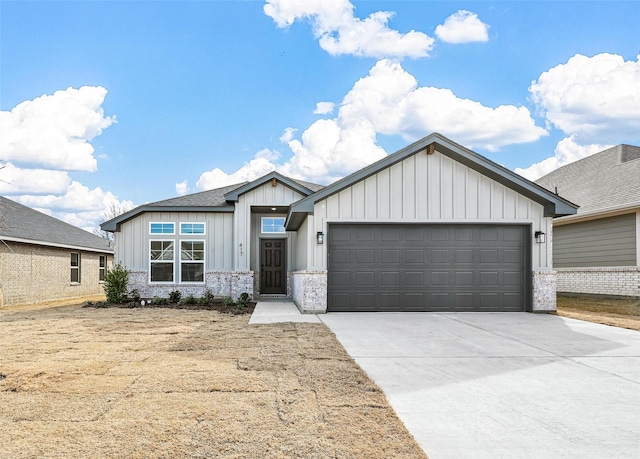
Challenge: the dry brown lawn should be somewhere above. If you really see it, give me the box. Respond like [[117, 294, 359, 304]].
[[556, 295, 640, 331], [0, 304, 427, 458]]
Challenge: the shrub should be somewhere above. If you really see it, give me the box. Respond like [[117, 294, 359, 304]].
[[128, 289, 141, 302], [201, 289, 216, 305], [103, 263, 130, 303], [183, 294, 198, 305], [222, 296, 235, 306], [236, 292, 251, 309], [152, 296, 168, 305], [169, 290, 182, 304]]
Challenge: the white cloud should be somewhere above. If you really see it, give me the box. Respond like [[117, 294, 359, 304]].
[[515, 136, 613, 180], [0, 162, 72, 195], [175, 180, 189, 196], [435, 10, 489, 44], [12, 182, 134, 232], [314, 102, 335, 115], [264, 0, 434, 59], [339, 59, 546, 151], [530, 53, 640, 142], [196, 155, 277, 190], [0, 86, 115, 172], [194, 59, 547, 188], [255, 148, 281, 161]]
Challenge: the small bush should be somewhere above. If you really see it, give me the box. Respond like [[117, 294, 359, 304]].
[[201, 289, 216, 305], [183, 294, 198, 305], [236, 292, 251, 309], [128, 289, 141, 302], [169, 290, 182, 304], [103, 263, 130, 303], [152, 296, 168, 305], [222, 296, 235, 306]]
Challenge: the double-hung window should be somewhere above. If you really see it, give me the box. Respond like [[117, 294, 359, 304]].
[[150, 240, 174, 282], [71, 252, 81, 283], [99, 255, 106, 281], [180, 241, 205, 282]]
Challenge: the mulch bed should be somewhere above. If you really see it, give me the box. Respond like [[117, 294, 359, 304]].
[[84, 301, 256, 315]]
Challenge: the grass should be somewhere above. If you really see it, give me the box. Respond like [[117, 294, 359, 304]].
[[556, 295, 640, 331], [0, 304, 427, 458]]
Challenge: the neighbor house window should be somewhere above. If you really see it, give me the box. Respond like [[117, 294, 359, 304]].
[[71, 252, 81, 283], [180, 222, 205, 235], [99, 255, 106, 281], [261, 217, 286, 234], [180, 241, 205, 283], [150, 222, 175, 235], [150, 240, 174, 282]]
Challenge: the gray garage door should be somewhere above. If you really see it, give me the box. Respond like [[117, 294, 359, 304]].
[[327, 224, 528, 312]]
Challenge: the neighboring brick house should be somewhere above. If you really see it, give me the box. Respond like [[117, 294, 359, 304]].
[[536, 144, 640, 298], [0, 196, 114, 307]]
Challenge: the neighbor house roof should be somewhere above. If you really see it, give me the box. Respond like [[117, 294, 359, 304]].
[[102, 171, 324, 232], [286, 133, 579, 230], [536, 144, 640, 217], [0, 196, 113, 253]]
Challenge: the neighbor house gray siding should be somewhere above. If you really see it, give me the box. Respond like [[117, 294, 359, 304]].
[[553, 213, 637, 267]]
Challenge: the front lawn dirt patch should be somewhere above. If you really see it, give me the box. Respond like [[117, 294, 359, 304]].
[[556, 295, 640, 331], [85, 300, 257, 315], [0, 304, 427, 458]]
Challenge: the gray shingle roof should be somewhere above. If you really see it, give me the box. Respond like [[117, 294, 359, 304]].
[[0, 196, 113, 252], [535, 144, 640, 214], [101, 173, 325, 232]]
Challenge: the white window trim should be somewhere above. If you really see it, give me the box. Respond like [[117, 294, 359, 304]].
[[261, 216, 286, 234], [149, 222, 175, 235], [99, 255, 106, 283], [71, 252, 81, 284], [179, 240, 206, 284], [179, 222, 206, 235], [149, 239, 175, 284]]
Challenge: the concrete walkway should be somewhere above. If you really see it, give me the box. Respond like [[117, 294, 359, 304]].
[[250, 304, 640, 458], [249, 301, 321, 324]]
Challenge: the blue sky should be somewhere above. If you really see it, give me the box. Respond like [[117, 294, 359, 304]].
[[1, 0, 639, 231]]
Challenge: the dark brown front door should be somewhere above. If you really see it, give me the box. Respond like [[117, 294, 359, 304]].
[[260, 239, 286, 294]]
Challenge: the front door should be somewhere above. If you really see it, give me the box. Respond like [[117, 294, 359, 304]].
[[260, 239, 287, 294]]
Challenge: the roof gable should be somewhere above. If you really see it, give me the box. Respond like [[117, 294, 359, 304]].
[[223, 171, 318, 201], [286, 133, 578, 229], [0, 196, 113, 252]]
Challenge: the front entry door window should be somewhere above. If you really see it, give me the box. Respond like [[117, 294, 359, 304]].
[[260, 239, 286, 294]]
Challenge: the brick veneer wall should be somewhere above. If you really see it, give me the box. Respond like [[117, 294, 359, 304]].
[[0, 241, 112, 307], [532, 270, 557, 312], [291, 271, 327, 313], [556, 267, 640, 298], [127, 270, 255, 301]]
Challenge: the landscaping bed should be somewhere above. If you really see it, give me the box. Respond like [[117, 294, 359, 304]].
[[556, 295, 640, 331]]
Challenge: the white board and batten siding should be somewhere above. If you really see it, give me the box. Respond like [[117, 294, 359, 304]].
[[309, 150, 552, 270], [235, 181, 309, 270], [116, 211, 233, 270]]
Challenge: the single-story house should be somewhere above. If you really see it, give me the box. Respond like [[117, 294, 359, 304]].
[[102, 133, 577, 313], [0, 196, 114, 307], [536, 144, 640, 298]]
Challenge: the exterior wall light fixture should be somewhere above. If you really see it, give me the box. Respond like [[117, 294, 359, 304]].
[[316, 232, 324, 244], [534, 231, 546, 244]]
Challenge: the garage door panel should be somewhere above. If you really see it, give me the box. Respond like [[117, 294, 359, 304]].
[[328, 224, 527, 312]]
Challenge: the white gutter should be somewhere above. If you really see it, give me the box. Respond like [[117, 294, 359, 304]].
[[0, 236, 114, 254]]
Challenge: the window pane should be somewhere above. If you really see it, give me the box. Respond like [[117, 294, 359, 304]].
[[150, 223, 175, 234], [71, 268, 79, 283], [181, 263, 204, 282], [181, 223, 205, 234], [151, 262, 174, 282], [151, 241, 174, 260], [71, 253, 79, 267], [99, 255, 105, 268], [181, 241, 204, 261], [262, 217, 286, 233]]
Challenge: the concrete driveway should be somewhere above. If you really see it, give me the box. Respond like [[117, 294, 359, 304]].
[[319, 313, 640, 459]]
